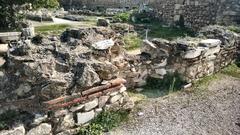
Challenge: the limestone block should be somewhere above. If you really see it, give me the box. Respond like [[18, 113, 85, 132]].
[[109, 94, 122, 104], [98, 96, 110, 108], [183, 48, 203, 59], [0, 57, 6, 67], [84, 98, 98, 111], [0, 44, 8, 54], [199, 39, 221, 48], [26, 123, 52, 135], [76, 110, 95, 125], [0, 125, 25, 135]]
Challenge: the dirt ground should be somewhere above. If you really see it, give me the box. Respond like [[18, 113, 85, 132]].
[[108, 75, 240, 135]]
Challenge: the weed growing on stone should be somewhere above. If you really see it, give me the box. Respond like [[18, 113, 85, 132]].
[[221, 64, 240, 79], [78, 110, 130, 135], [228, 26, 240, 33], [193, 74, 221, 90], [123, 33, 143, 50]]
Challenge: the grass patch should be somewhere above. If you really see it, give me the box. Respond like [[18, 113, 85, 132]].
[[78, 110, 129, 135], [221, 64, 240, 78], [35, 24, 71, 35], [123, 33, 143, 50], [228, 25, 240, 33], [147, 23, 195, 40], [193, 74, 221, 89]]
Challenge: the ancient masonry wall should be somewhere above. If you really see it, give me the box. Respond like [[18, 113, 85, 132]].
[[60, 0, 240, 30], [0, 25, 239, 134], [124, 26, 240, 88]]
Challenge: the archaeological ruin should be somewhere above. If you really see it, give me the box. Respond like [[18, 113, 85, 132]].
[[0, 0, 240, 135]]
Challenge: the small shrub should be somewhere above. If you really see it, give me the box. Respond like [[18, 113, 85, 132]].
[[78, 123, 103, 135], [92, 110, 129, 132], [123, 33, 142, 50], [113, 12, 131, 23]]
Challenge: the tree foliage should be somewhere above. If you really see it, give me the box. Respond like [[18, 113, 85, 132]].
[[0, 0, 59, 30]]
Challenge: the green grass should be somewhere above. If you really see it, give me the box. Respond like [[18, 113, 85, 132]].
[[148, 23, 195, 40], [221, 64, 240, 78], [134, 22, 195, 40], [193, 74, 221, 89], [123, 33, 143, 50], [35, 24, 71, 35]]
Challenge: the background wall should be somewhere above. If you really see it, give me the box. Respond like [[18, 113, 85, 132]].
[[60, 0, 240, 30]]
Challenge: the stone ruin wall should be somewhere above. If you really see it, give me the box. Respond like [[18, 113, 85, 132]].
[[149, 0, 240, 30], [60, 0, 240, 30], [0, 24, 240, 134], [125, 25, 240, 89]]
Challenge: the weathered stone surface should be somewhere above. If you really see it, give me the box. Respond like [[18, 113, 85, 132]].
[[26, 123, 52, 135], [75, 63, 101, 90], [70, 104, 84, 112], [199, 39, 222, 48], [98, 96, 110, 108], [109, 94, 122, 103], [92, 61, 119, 80], [84, 98, 99, 111], [32, 114, 48, 125], [97, 18, 110, 27], [56, 113, 75, 132], [155, 68, 167, 76], [0, 125, 25, 135], [0, 57, 6, 67], [14, 83, 31, 96], [183, 48, 203, 59], [77, 110, 95, 125], [92, 39, 115, 50], [0, 44, 8, 54]]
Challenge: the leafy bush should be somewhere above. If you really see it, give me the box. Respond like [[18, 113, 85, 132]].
[[123, 33, 142, 50], [113, 12, 131, 23]]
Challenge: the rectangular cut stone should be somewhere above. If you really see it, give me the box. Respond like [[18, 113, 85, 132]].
[[77, 110, 95, 125]]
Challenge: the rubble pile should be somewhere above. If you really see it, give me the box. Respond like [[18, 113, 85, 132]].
[[0, 27, 133, 135]]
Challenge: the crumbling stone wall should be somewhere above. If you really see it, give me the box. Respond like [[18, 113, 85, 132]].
[[0, 27, 134, 135], [127, 25, 240, 88]]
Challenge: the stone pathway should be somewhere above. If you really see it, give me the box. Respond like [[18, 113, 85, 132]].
[[109, 75, 240, 135]]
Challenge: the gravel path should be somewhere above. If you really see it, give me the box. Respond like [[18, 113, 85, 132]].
[[109, 75, 240, 135]]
